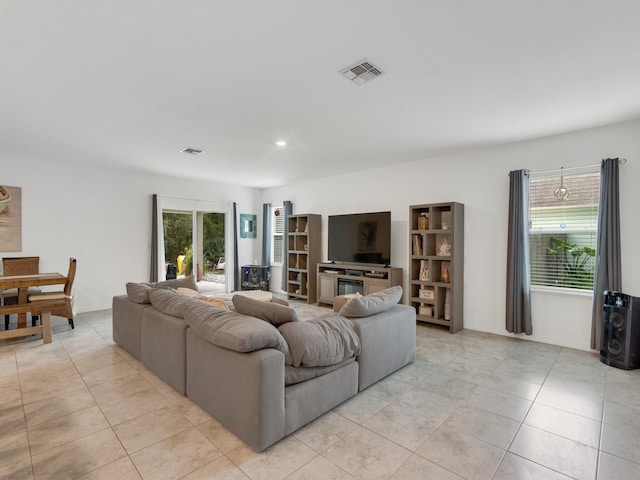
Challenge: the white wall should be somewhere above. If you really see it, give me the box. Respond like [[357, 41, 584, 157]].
[[263, 119, 640, 350], [1, 152, 262, 312], [3, 119, 637, 349]]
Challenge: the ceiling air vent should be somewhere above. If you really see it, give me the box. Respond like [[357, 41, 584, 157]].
[[181, 147, 204, 155], [340, 58, 384, 85]]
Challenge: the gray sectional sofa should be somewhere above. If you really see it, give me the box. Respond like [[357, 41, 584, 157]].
[[112, 276, 416, 451]]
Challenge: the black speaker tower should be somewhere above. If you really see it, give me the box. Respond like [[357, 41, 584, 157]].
[[600, 291, 640, 370]]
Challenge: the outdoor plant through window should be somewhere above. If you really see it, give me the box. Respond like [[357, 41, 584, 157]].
[[529, 169, 599, 290], [546, 236, 596, 289]]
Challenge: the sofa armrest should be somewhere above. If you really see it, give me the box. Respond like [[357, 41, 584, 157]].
[[113, 294, 150, 359], [350, 304, 416, 391], [186, 329, 285, 451]]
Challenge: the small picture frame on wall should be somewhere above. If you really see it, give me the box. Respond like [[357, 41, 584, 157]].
[[240, 214, 257, 238]]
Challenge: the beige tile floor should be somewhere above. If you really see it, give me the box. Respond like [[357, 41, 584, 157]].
[[2, 308, 640, 479]]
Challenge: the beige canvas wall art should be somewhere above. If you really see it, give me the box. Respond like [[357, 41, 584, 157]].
[[0, 185, 22, 252]]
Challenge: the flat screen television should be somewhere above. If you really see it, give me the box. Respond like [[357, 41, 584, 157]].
[[328, 211, 391, 266]]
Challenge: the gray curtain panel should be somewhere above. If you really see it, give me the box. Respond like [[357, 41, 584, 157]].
[[591, 158, 622, 349], [262, 203, 272, 266], [506, 169, 532, 335], [233, 202, 240, 292], [150, 194, 159, 282], [281, 201, 292, 291]]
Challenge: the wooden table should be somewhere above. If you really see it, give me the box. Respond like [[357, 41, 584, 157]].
[[0, 273, 67, 344]]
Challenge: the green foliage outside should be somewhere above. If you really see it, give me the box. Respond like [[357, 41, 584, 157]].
[[163, 212, 225, 275], [202, 213, 226, 272], [546, 236, 596, 289]]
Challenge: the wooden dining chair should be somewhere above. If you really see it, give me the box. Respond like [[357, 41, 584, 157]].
[[29, 258, 77, 329], [2, 256, 41, 329]]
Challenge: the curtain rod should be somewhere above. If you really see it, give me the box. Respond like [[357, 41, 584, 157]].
[[514, 158, 627, 176]]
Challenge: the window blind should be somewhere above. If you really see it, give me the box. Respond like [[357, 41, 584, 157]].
[[529, 171, 599, 289], [272, 207, 284, 264]]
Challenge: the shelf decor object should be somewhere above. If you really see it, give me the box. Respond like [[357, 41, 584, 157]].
[[409, 202, 464, 332]]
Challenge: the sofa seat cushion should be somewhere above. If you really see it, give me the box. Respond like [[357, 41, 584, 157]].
[[182, 299, 290, 358], [284, 357, 355, 386], [232, 294, 299, 326], [338, 286, 403, 318], [278, 313, 361, 368], [126, 275, 198, 304]]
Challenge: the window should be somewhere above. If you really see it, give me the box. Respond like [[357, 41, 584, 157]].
[[529, 169, 600, 290], [271, 206, 284, 265]]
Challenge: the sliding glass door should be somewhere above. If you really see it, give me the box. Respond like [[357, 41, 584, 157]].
[[162, 210, 193, 279], [197, 211, 226, 293], [157, 197, 230, 293]]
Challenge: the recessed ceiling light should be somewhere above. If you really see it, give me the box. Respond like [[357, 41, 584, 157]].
[[181, 147, 204, 155], [275, 140, 287, 147]]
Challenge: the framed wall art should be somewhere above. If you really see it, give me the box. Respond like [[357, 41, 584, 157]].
[[240, 213, 257, 238], [0, 185, 22, 251]]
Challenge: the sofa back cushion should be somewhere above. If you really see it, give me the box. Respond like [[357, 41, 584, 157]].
[[126, 275, 198, 304], [182, 300, 290, 358], [338, 286, 403, 318], [148, 288, 190, 318], [232, 294, 299, 326], [278, 313, 361, 367]]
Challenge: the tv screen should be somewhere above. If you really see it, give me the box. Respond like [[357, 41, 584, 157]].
[[328, 211, 391, 266]]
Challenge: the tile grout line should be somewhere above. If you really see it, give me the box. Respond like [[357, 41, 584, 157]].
[[494, 344, 563, 479]]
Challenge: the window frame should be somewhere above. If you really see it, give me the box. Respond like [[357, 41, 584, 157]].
[[528, 167, 600, 292], [271, 205, 284, 266]]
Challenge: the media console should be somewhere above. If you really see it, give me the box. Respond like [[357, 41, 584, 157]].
[[317, 263, 403, 306]]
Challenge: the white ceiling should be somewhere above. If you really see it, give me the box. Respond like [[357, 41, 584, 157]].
[[2, 1, 640, 188]]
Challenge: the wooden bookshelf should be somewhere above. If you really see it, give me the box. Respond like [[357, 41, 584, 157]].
[[409, 202, 464, 332]]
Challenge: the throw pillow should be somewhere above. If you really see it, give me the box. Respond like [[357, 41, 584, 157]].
[[182, 300, 289, 358], [176, 287, 199, 297], [338, 285, 403, 318], [232, 294, 299, 326], [195, 296, 228, 310], [126, 282, 153, 304], [177, 287, 228, 310], [271, 296, 290, 306], [157, 275, 198, 291], [332, 292, 362, 313]]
